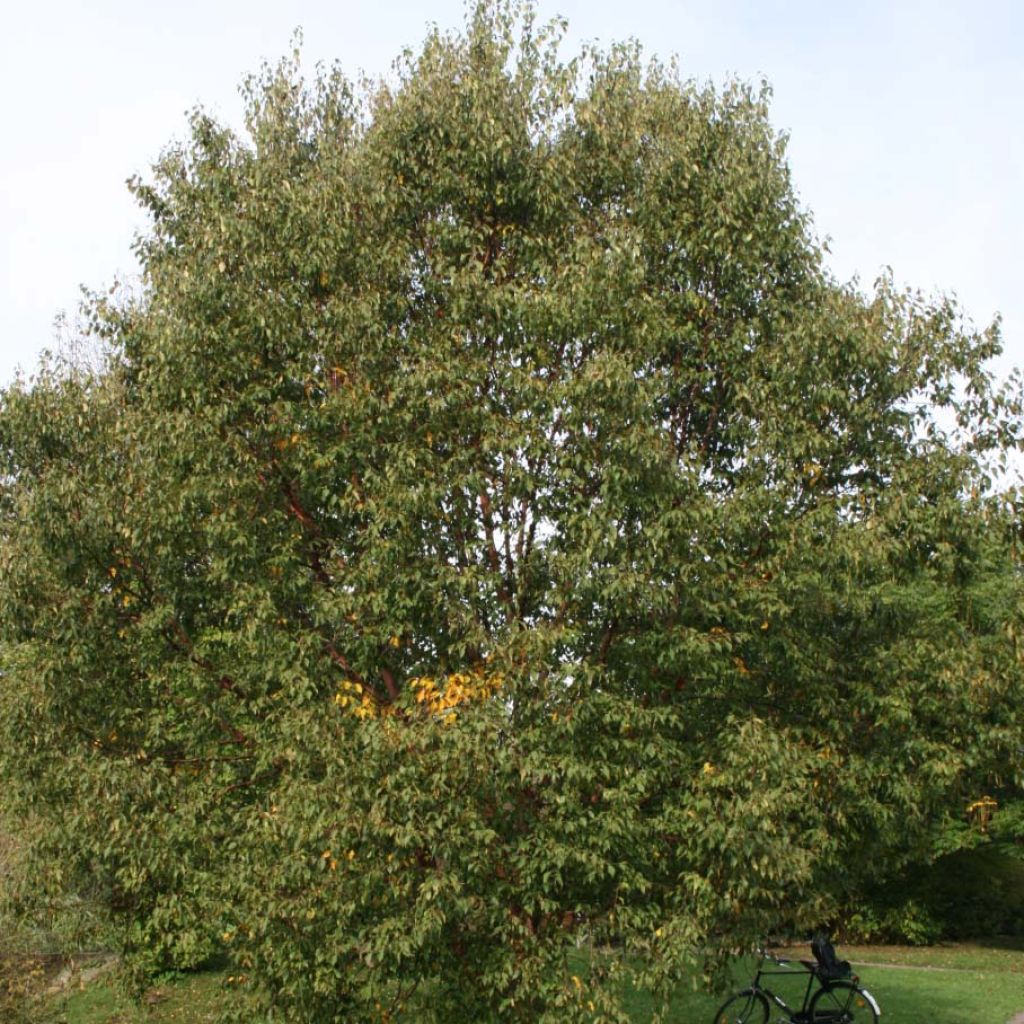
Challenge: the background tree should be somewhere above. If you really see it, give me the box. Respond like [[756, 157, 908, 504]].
[[1, 3, 1022, 1020]]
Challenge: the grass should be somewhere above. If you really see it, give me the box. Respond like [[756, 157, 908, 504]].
[[38, 969, 251, 1024], [30, 939, 1024, 1023]]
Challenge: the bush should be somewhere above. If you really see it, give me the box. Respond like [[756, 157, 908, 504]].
[[0, 830, 46, 1023], [844, 845, 1024, 944]]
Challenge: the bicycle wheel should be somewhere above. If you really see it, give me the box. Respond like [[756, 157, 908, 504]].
[[711, 988, 769, 1024], [808, 980, 879, 1023]]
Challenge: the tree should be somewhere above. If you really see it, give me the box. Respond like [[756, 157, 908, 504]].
[[1, 3, 1022, 1020]]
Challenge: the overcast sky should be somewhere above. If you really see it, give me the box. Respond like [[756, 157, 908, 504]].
[[2, 0, 1021, 389]]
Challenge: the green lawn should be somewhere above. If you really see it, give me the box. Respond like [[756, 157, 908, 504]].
[[34, 940, 1024, 1024], [37, 967, 254, 1024], [620, 943, 1024, 1024]]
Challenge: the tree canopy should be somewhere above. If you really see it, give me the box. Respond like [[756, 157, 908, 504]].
[[1, 3, 1022, 1020]]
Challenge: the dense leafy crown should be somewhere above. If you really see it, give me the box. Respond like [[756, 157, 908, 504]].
[[1, 3, 1022, 1020]]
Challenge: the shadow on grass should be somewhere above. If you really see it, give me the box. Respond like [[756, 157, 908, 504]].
[[972, 936, 1024, 953]]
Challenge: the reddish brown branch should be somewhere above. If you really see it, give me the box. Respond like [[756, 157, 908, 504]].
[[325, 641, 391, 705], [379, 665, 400, 703], [598, 619, 618, 665], [284, 483, 319, 533]]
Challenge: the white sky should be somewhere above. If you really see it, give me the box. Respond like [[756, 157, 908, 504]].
[[2, 0, 1022, 388]]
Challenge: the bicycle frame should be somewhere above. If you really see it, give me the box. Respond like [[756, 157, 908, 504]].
[[747, 953, 820, 1020], [715, 946, 881, 1024]]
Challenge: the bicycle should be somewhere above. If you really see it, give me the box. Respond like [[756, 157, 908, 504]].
[[711, 939, 880, 1023]]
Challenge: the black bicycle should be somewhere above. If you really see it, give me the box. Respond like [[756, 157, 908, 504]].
[[711, 939, 880, 1024]]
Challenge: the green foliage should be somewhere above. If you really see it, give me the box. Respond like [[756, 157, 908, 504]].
[[990, 797, 1024, 849], [2, 2, 1023, 1020], [843, 898, 945, 947], [840, 791, 1024, 944], [0, 830, 40, 1024], [846, 845, 1024, 944]]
